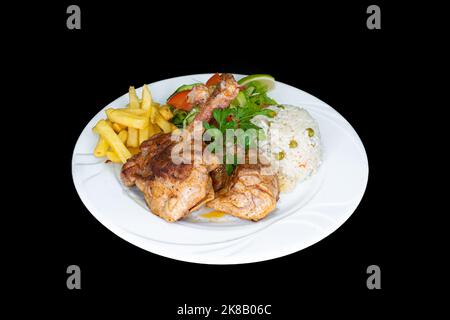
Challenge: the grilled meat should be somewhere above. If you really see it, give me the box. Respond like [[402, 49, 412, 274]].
[[206, 162, 279, 221]]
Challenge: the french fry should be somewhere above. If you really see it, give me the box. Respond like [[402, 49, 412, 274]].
[[106, 151, 122, 163], [94, 120, 131, 163], [118, 130, 128, 143], [112, 122, 125, 133], [141, 84, 152, 111], [125, 87, 141, 148], [127, 86, 140, 152], [106, 108, 149, 129], [127, 86, 140, 158], [92, 119, 111, 134], [129, 86, 140, 109], [138, 86, 151, 145], [155, 113, 173, 133], [116, 108, 148, 116], [159, 105, 174, 120], [149, 102, 160, 123], [128, 147, 141, 155], [127, 127, 139, 147], [139, 127, 149, 145], [94, 136, 109, 157], [125, 91, 142, 147], [148, 122, 162, 137]]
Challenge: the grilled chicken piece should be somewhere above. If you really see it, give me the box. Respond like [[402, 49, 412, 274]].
[[120, 74, 240, 222], [121, 133, 173, 187], [137, 152, 218, 221], [206, 162, 279, 221], [136, 136, 220, 221]]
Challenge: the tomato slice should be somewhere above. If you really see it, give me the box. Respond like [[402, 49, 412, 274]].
[[206, 73, 221, 87], [166, 90, 193, 111]]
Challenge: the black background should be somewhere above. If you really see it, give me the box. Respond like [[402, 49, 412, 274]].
[[10, 0, 428, 317]]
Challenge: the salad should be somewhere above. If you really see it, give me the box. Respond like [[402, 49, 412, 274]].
[[167, 73, 278, 174], [168, 73, 277, 129]]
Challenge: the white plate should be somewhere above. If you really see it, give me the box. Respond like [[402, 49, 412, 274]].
[[72, 74, 368, 264]]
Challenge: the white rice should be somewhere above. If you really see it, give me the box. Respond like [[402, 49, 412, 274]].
[[252, 104, 322, 192]]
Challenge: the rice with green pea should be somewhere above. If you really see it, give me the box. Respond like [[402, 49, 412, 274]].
[[252, 104, 322, 192]]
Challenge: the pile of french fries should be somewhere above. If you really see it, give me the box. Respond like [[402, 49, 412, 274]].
[[93, 85, 177, 163]]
